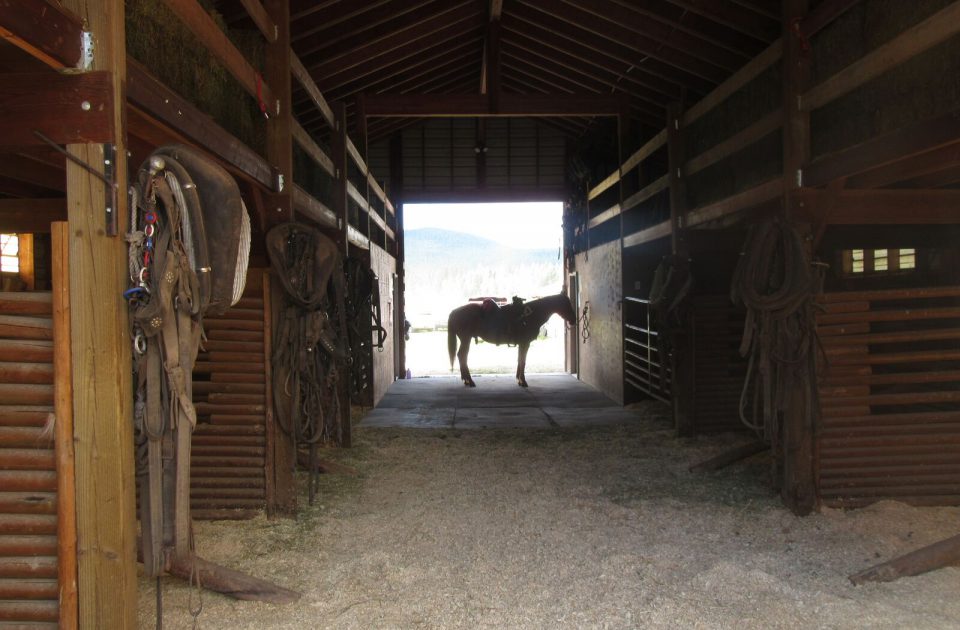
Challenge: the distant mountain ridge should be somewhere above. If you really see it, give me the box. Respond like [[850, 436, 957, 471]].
[[405, 228, 558, 267], [404, 228, 564, 327]]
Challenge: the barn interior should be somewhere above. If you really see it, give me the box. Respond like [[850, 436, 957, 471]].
[[1, 0, 960, 626]]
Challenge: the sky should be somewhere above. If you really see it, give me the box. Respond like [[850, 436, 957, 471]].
[[403, 202, 563, 250]]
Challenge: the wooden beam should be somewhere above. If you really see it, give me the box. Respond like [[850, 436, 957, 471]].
[[264, 0, 292, 226], [664, 0, 780, 41], [0, 154, 64, 191], [238, 0, 277, 43], [801, 2, 960, 112], [799, 0, 861, 38], [685, 179, 783, 228], [798, 189, 960, 224], [781, 0, 815, 517], [60, 0, 137, 625], [622, 220, 671, 248], [686, 109, 782, 176], [0, 72, 114, 147], [849, 534, 960, 585], [0, 198, 66, 232], [160, 0, 277, 110], [683, 40, 782, 126], [0, 0, 85, 69], [292, 185, 337, 229], [51, 222, 78, 629], [291, 121, 335, 176], [804, 109, 960, 187], [290, 52, 335, 129], [127, 59, 274, 189], [363, 93, 625, 117], [848, 143, 960, 189]]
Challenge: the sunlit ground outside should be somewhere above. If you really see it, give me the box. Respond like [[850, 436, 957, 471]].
[[402, 201, 566, 378], [405, 326, 567, 378]]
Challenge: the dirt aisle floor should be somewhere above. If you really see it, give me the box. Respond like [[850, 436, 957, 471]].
[[139, 403, 960, 629]]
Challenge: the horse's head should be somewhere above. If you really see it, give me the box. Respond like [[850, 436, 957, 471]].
[[555, 293, 577, 324]]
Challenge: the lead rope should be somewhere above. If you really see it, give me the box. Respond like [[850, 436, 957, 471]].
[[578, 301, 591, 343], [188, 530, 203, 629]]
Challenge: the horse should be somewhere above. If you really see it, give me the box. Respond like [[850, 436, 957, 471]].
[[447, 293, 576, 387]]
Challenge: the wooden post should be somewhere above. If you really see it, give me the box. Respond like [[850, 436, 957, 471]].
[[389, 134, 406, 380], [666, 101, 695, 437], [332, 102, 349, 257], [268, 274, 297, 513], [59, 0, 138, 624], [264, 0, 293, 226], [52, 222, 77, 630], [781, 0, 817, 515]]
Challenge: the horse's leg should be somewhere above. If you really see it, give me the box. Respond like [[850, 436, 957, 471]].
[[516, 342, 529, 387], [457, 335, 476, 387]]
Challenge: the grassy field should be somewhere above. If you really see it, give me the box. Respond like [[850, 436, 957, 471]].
[[405, 330, 565, 377]]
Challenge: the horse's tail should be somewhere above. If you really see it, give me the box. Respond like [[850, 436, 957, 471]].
[[447, 322, 457, 370]]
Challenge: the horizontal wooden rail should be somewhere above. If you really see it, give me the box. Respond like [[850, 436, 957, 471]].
[[588, 130, 666, 201], [686, 110, 782, 177], [127, 59, 274, 189], [801, 2, 960, 112], [346, 182, 394, 240], [588, 203, 620, 230], [685, 179, 783, 228], [238, 0, 276, 43], [0, 0, 85, 69], [292, 121, 335, 177], [161, 0, 277, 111], [623, 220, 671, 248], [623, 175, 669, 212], [291, 186, 336, 229], [290, 53, 334, 129]]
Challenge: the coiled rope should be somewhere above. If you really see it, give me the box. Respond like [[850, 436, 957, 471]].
[[730, 218, 824, 442]]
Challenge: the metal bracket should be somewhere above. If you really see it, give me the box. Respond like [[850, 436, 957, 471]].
[[80, 31, 94, 70]]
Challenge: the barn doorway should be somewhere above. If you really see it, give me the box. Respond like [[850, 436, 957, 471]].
[[403, 201, 565, 379]]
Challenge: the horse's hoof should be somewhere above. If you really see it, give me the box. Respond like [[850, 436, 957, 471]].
[[518, 380, 528, 388], [464, 380, 476, 388]]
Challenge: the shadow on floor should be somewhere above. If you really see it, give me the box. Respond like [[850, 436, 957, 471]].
[[360, 373, 641, 429]]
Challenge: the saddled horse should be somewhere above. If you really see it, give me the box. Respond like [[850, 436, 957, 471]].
[[447, 293, 576, 387]]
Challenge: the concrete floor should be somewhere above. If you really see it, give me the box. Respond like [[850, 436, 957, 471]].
[[360, 373, 641, 429]]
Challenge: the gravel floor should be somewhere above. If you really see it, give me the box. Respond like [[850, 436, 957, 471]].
[[138, 402, 960, 629]]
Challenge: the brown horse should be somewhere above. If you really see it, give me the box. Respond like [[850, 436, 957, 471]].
[[447, 293, 576, 387]]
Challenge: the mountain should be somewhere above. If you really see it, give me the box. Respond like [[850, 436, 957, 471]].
[[403, 228, 563, 328]]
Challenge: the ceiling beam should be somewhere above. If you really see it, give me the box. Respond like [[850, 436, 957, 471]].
[[362, 92, 627, 118], [507, 5, 712, 95], [664, 0, 780, 41], [0, 0, 85, 69], [300, 1, 480, 67], [514, 0, 727, 84], [500, 19, 682, 101]]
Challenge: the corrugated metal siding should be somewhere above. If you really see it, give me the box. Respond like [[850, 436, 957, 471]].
[[817, 286, 960, 508], [0, 292, 59, 626], [395, 118, 565, 195], [191, 271, 269, 519], [692, 295, 749, 434], [576, 241, 623, 404]]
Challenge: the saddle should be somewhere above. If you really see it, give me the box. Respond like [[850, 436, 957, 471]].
[[127, 145, 251, 577]]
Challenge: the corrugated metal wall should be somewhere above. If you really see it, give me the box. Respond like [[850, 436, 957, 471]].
[[191, 270, 271, 519], [576, 241, 623, 405], [692, 295, 749, 434], [0, 292, 59, 626], [817, 285, 960, 508], [368, 118, 565, 197]]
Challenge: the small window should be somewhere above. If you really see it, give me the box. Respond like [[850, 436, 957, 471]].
[[0, 234, 19, 273], [843, 248, 916, 277]]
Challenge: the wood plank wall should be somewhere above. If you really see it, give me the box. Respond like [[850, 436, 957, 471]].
[[817, 285, 960, 508], [0, 292, 59, 626]]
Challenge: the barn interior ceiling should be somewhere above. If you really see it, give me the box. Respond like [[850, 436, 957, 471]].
[[221, 0, 782, 145]]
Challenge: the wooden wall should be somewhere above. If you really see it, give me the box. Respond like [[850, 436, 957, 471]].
[[575, 240, 623, 405], [0, 291, 60, 626], [370, 243, 397, 407]]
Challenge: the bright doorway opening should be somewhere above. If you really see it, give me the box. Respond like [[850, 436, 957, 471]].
[[403, 202, 565, 378]]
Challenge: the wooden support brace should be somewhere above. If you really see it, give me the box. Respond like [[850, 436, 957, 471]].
[[689, 440, 769, 473], [849, 534, 960, 585]]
